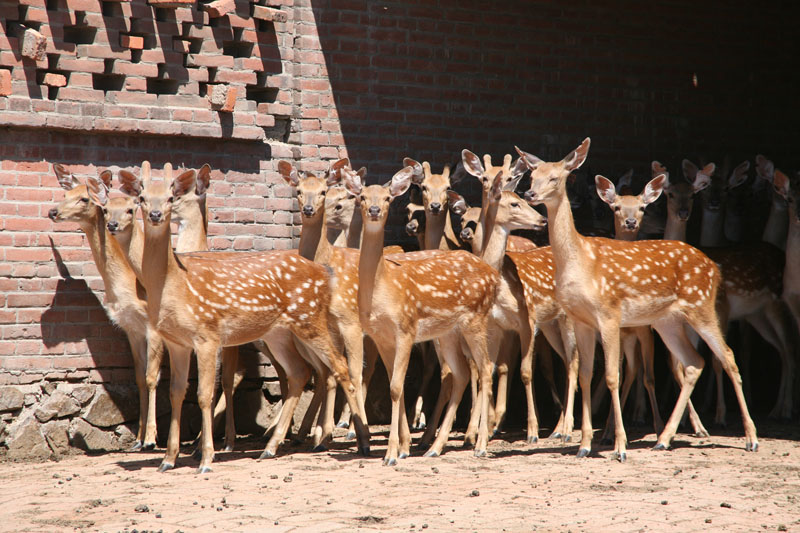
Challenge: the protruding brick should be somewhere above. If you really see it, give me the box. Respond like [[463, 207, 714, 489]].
[[209, 84, 236, 112], [147, 0, 194, 6], [41, 73, 67, 87], [172, 38, 191, 54], [202, 0, 235, 18], [21, 28, 47, 61], [252, 5, 288, 23], [120, 34, 144, 50], [0, 69, 11, 96]]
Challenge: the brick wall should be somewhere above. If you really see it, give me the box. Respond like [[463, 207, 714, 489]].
[[0, 0, 797, 456]]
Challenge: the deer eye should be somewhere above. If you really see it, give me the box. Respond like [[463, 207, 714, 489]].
[[511, 202, 520, 208], [334, 204, 343, 211], [80, 197, 89, 203], [639, 206, 646, 212], [138, 196, 145, 203], [421, 185, 428, 192], [167, 196, 174, 203], [320, 190, 326, 196], [614, 206, 621, 212], [127, 209, 134, 215]]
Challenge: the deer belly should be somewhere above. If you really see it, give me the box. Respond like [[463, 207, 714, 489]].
[[725, 289, 776, 321]]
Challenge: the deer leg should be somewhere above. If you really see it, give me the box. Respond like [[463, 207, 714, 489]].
[[668, 353, 709, 437], [574, 323, 596, 457], [216, 346, 239, 452], [492, 331, 519, 437], [193, 341, 221, 474], [260, 331, 312, 458], [383, 335, 413, 465], [464, 356, 481, 447], [652, 319, 706, 450], [541, 320, 571, 439], [143, 328, 165, 450], [636, 327, 665, 435], [419, 358, 452, 448], [598, 319, 627, 462], [692, 315, 758, 452], [750, 305, 795, 419], [601, 330, 638, 444], [159, 342, 192, 473], [312, 369, 336, 451], [413, 341, 436, 430], [126, 331, 149, 451], [711, 356, 726, 426], [424, 333, 470, 458], [296, 369, 324, 444], [340, 323, 368, 439]]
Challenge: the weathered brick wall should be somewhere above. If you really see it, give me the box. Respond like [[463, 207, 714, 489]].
[[0, 0, 797, 457]]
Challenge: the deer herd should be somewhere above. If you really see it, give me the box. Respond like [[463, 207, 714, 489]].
[[46, 138, 800, 473]]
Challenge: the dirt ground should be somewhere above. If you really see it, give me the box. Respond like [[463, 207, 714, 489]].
[[1, 422, 799, 533]]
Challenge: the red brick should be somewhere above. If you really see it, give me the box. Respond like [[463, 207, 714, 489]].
[[0, 69, 11, 96], [202, 0, 235, 18], [21, 28, 47, 61], [253, 5, 288, 23], [120, 34, 144, 49], [41, 72, 67, 87]]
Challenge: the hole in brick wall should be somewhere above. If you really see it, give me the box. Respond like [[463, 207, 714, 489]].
[[46, 53, 59, 69], [93, 73, 125, 92], [222, 41, 254, 58], [103, 58, 114, 74], [63, 25, 97, 45], [101, 1, 122, 17], [18, 4, 28, 19], [198, 82, 208, 97], [46, 0, 63, 11], [256, 20, 274, 33], [207, 66, 217, 82], [146, 78, 180, 95], [155, 8, 174, 22], [131, 49, 142, 63], [48, 86, 60, 100], [263, 118, 290, 143], [186, 37, 202, 54], [74, 11, 86, 25], [208, 17, 227, 28], [245, 86, 278, 104]]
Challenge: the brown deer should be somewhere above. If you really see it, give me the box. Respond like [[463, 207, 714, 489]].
[[48, 165, 164, 452], [756, 155, 788, 250], [516, 138, 758, 460], [118, 164, 369, 473], [342, 164, 499, 464], [594, 172, 710, 440]]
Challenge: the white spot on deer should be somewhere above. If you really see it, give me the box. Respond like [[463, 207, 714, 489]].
[[287, 303, 297, 312]]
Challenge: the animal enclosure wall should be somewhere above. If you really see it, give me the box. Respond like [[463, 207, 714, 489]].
[[0, 0, 797, 458]]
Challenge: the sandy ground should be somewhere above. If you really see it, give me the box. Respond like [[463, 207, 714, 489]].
[[1, 422, 799, 533]]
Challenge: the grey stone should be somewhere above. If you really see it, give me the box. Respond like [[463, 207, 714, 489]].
[[6, 416, 50, 460], [263, 380, 282, 398], [41, 382, 57, 396], [42, 391, 81, 418], [82, 385, 138, 428], [42, 419, 70, 456], [71, 385, 96, 405], [34, 407, 57, 423], [23, 393, 37, 407], [69, 418, 120, 452], [0, 387, 24, 412]]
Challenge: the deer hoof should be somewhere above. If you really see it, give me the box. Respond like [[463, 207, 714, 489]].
[[259, 449, 276, 460], [312, 444, 328, 453], [398, 451, 409, 459], [423, 450, 439, 458], [653, 443, 669, 451], [336, 421, 349, 429], [222, 444, 234, 453], [142, 442, 156, 451], [359, 445, 371, 457], [413, 422, 426, 430], [129, 441, 143, 451], [563, 435, 572, 443], [157, 462, 174, 473], [527, 435, 539, 444], [474, 449, 487, 458], [694, 430, 709, 438], [383, 457, 397, 466], [196, 466, 212, 475], [345, 431, 356, 440], [746, 442, 759, 452], [549, 432, 562, 440], [576, 448, 590, 459], [612, 451, 627, 463]]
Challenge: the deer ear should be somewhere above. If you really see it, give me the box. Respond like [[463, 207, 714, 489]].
[[682, 159, 699, 180], [98, 170, 113, 189], [118, 170, 142, 197], [503, 170, 524, 193], [641, 174, 666, 205], [447, 190, 468, 216], [563, 138, 590, 171], [195, 164, 211, 196], [54, 164, 80, 190], [86, 175, 109, 206], [651, 160, 669, 181], [461, 149, 484, 178], [728, 160, 750, 189], [514, 146, 544, 171], [388, 166, 414, 198], [331, 158, 350, 172], [756, 154, 775, 181], [701, 162, 716, 177], [172, 169, 197, 198], [773, 170, 790, 199], [489, 170, 503, 201], [343, 168, 363, 197], [403, 158, 424, 184], [510, 157, 528, 178], [278, 161, 299, 187], [594, 175, 616, 205], [692, 171, 712, 193], [450, 161, 467, 185]]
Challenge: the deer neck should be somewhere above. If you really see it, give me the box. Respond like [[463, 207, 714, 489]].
[[699, 207, 727, 247], [140, 221, 176, 316], [81, 208, 137, 304], [545, 190, 588, 276], [480, 219, 509, 271], [357, 224, 387, 324], [298, 210, 334, 265], [175, 204, 209, 253], [115, 219, 146, 280], [763, 195, 789, 250], [614, 226, 639, 242], [664, 213, 688, 242], [424, 210, 449, 250], [346, 209, 363, 248]]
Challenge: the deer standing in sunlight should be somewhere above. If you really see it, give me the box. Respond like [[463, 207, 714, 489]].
[[117, 164, 369, 473], [516, 139, 758, 460], [48, 165, 164, 451]]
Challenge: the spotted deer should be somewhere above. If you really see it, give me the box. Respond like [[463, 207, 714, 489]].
[[342, 164, 499, 464], [118, 164, 369, 473], [459, 150, 584, 442], [594, 172, 710, 439], [48, 165, 165, 452], [516, 138, 758, 460], [756, 155, 788, 250]]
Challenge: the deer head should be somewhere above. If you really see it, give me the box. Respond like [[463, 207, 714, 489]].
[[461, 150, 527, 198], [656, 161, 709, 223], [773, 169, 800, 223], [516, 138, 591, 206], [343, 165, 415, 227], [404, 158, 452, 217], [405, 202, 426, 239], [48, 164, 112, 224], [119, 162, 197, 229], [595, 172, 665, 239]]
